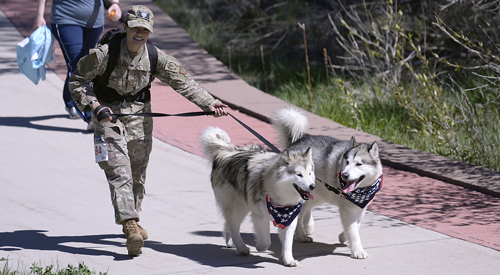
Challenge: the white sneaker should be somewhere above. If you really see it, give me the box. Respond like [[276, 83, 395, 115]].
[[66, 107, 79, 119], [87, 121, 95, 132]]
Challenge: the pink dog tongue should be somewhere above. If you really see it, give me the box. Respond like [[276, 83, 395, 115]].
[[306, 193, 314, 200], [343, 181, 356, 193]]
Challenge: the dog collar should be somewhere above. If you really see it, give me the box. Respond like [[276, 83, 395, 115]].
[[266, 195, 303, 229], [338, 174, 383, 208]]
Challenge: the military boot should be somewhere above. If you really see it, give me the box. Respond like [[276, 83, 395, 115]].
[[121, 219, 144, 256], [137, 223, 149, 240], [122, 223, 148, 240]]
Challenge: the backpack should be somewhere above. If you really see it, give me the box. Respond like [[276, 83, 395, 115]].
[[92, 28, 158, 103]]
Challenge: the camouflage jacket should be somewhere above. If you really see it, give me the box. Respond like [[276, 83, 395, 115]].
[[69, 40, 221, 113]]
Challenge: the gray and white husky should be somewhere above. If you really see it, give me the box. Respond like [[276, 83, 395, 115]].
[[271, 107, 383, 259], [198, 126, 316, 266]]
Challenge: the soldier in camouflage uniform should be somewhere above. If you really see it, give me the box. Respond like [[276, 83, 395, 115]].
[[69, 5, 227, 256]]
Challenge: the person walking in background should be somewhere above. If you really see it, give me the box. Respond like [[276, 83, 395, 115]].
[[33, 0, 122, 131], [69, 5, 228, 256]]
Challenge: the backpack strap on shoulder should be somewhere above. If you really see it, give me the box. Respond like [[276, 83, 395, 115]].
[[101, 39, 121, 87], [146, 42, 158, 76]]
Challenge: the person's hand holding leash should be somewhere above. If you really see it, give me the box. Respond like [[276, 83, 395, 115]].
[[92, 102, 113, 122], [210, 102, 228, 117]]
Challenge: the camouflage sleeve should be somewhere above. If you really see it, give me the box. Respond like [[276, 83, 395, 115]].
[[69, 45, 109, 113], [153, 48, 221, 112]]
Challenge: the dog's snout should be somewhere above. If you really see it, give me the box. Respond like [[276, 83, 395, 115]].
[[309, 183, 316, 190], [341, 173, 349, 180]]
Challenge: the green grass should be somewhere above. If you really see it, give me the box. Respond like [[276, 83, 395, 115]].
[[0, 258, 107, 275], [272, 79, 421, 147]]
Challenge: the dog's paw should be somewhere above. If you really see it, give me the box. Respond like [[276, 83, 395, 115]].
[[225, 240, 234, 248], [304, 224, 314, 235], [256, 243, 270, 252], [338, 232, 346, 244], [284, 259, 299, 267], [296, 235, 313, 243], [351, 249, 369, 259], [237, 246, 250, 256]]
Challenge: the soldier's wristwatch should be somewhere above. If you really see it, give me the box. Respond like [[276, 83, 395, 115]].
[[89, 99, 98, 109]]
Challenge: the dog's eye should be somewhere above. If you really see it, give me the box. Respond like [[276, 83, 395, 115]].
[[296, 173, 303, 178], [346, 161, 349, 165], [356, 162, 362, 166]]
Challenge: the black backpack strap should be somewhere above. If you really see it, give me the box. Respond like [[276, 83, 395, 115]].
[[101, 39, 121, 87], [146, 42, 157, 76]]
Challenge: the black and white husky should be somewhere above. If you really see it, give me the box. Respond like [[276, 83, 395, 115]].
[[198, 126, 315, 266], [271, 107, 383, 259]]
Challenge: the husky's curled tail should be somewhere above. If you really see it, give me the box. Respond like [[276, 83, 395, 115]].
[[271, 107, 309, 149], [198, 126, 235, 161]]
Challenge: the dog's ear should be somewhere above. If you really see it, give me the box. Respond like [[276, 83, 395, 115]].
[[349, 136, 357, 147], [302, 147, 312, 159], [369, 141, 379, 159], [280, 149, 291, 165]]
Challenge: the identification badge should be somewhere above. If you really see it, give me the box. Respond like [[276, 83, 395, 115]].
[[94, 136, 108, 163]]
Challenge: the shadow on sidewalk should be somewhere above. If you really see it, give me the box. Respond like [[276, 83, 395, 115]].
[[0, 115, 87, 133], [145, 230, 349, 268], [0, 57, 20, 75], [0, 230, 131, 261]]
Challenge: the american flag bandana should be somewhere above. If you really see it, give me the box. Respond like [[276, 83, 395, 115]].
[[339, 174, 383, 209], [266, 195, 303, 229]]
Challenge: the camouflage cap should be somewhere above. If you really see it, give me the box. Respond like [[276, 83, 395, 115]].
[[126, 5, 154, 33]]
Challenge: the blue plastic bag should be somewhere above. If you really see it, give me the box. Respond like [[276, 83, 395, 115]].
[[16, 25, 56, 85]]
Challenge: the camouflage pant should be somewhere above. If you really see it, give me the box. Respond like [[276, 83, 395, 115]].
[[94, 101, 153, 224]]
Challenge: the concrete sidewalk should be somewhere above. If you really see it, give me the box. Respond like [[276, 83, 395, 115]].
[[1, 1, 500, 274]]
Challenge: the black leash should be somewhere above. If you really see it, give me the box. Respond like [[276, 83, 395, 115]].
[[226, 113, 281, 153], [112, 111, 281, 153], [112, 111, 214, 118], [318, 178, 345, 198]]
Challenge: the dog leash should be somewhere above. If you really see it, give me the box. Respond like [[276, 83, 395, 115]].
[[225, 113, 281, 153], [112, 111, 213, 118], [112, 111, 282, 153], [317, 178, 345, 198]]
